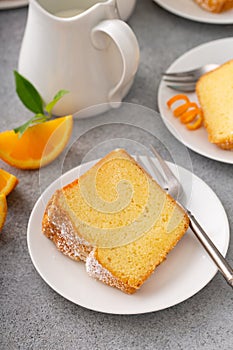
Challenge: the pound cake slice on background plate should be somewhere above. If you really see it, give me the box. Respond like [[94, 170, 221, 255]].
[[195, 0, 233, 13], [196, 60, 233, 150], [42, 149, 189, 294]]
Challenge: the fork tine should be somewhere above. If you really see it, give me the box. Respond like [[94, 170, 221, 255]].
[[136, 154, 164, 184], [149, 145, 180, 189], [163, 77, 197, 83], [162, 71, 197, 78], [150, 146, 170, 176], [135, 154, 150, 173], [162, 64, 219, 80], [162, 77, 197, 92], [166, 84, 196, 92], [162, 67, 201, 76], [144, 154, 167, 189], [137, 147, 181, 200]]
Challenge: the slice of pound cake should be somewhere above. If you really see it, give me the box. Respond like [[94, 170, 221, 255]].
[[196, 60, 233, 150], [42, 149, 189, 294]]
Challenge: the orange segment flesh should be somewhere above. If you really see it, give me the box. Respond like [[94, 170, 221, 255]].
[[0, 193, 7, 231], [0, 115, 73, 169], [0, 169, 19, 196]]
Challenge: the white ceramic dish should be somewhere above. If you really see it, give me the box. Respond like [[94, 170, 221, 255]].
[[0, 0, 136, 17], [117, 0, 136, 21], [19, 0, 139, 116], [0, 0, 28, 10], [153, 0, 233, 24], [27, 156, 229, 314], [158, 38, 233, 164]]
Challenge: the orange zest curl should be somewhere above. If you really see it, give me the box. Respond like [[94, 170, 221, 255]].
[[167, 94, 203, 131], [180, 107, 201, 124], [186, 110, 203, 130], [166, 94, 190, 108], [173, 102, 198, 118]]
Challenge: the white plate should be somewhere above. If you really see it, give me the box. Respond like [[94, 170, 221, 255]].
[[0, 0, 28, 10], [27, 157, 230, 314], [153, 0, 233, 24], [158, 38, 233, 164]]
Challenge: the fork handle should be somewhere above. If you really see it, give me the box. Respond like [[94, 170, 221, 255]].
[[187, 210, 233, 288]]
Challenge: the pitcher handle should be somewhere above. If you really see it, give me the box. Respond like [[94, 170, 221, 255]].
[[91, 19, 140, 107]]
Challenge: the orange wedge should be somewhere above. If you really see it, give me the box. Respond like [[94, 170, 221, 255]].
[[0, 115, 73, 169], [0, 169, 19, 196], [0, 193, 7, 232]]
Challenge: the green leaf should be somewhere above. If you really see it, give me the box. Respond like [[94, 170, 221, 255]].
[[45, 89, 69, 115], [14, 118, 34, 138], [13, 74, 69, 138], [14, 71, 44, 114], [14, 113, 48, 138]]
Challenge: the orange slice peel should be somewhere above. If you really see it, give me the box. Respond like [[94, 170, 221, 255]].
[[0, 169, 19, 196], [0, 193, 7, 232], [0, 115, 73, 169]]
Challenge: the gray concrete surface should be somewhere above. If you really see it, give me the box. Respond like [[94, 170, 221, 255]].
[[0, 1, 233, 349]]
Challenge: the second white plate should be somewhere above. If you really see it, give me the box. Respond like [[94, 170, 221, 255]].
[[153, 0, 233, 24], [0, 0, 28, 10], [158, 38, 233, 164], [27, 156, 230, 314]]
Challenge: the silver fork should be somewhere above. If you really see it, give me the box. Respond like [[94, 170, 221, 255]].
[[162, 64, 219, 92], [137, 145, 233, 288]]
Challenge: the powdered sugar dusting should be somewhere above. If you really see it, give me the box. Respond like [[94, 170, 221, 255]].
[[86, 250, 136, 294], [86, 250, 114, 281], [42, 193, 92, 262]]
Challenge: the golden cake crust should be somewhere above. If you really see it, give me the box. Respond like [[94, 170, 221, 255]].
[[42, 190, 92, 262]]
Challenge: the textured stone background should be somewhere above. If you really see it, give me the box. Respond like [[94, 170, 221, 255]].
[[0, 1, 232, 349]]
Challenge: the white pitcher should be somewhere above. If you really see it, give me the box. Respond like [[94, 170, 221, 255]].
[[18, 0, 139, 116]]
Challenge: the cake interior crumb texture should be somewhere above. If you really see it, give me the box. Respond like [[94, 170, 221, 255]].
[[196, 60, 233, 149]]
